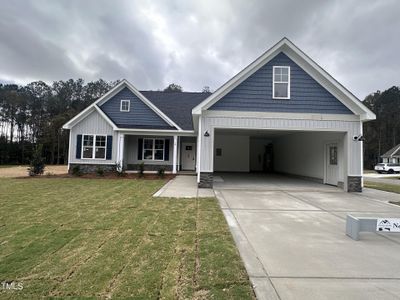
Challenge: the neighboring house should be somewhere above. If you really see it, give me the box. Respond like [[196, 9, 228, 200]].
[[381, 144, 400, 164], [62, 38, 375, 192]]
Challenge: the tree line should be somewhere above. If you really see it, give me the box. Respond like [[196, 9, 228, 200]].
[[0, 78, 399, 169], [363, 86, 400, 169], [0, 79, 118, 164]]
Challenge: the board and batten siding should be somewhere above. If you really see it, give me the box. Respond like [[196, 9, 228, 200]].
[[210, 52, 353, 115], [199, 116, 362, 180], [100, 87, 173, 129], [69, 110, 118, 164], [274, 131, 345, 183], [124, 135, 173, 167], [214, 134, 250, 172]]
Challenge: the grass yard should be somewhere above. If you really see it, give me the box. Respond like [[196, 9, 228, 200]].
[[364, 181, 400, 195], [0, 178, 254, 299]]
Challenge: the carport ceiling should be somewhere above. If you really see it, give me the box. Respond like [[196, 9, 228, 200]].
[[214, 128, 303, 138]]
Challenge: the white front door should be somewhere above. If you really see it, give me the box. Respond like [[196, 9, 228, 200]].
[[326, 143, 338, 186], [181, 143, 196, 170]]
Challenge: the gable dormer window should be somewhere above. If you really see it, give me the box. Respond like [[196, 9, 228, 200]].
[[120, 100, 130, 112], [273, 66, 290, 99]]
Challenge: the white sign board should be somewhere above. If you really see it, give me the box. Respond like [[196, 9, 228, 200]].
[[376, 218, 400, 232]]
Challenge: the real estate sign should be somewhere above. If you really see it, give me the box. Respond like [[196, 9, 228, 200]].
[[376, 218, 400, 232]]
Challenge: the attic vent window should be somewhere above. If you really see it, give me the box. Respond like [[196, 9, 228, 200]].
[[120, 100, 130, 112], [273, 66, 290, 99]]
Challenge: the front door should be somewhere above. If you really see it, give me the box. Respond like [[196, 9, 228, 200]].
[[326, 143, 338, 186], [181, 143, 196, 170]]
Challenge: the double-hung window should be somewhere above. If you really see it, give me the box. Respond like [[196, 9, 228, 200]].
[[120, 100, 130, 112], [273, 66, 290, 99], [82, 134, 107, 159], [143, 138, 165, 161]]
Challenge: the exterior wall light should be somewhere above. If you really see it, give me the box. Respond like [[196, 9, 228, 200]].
[[204, 131, 210, 137]]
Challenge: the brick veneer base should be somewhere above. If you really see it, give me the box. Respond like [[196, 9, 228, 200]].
[[199, 172, 213, 188], [348, 176, 362, 192], [69, 163, 115, 174]]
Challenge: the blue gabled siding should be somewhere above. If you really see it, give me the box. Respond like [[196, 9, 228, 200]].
[[100, 87, 175, 129], [210, 52, 353, 114]]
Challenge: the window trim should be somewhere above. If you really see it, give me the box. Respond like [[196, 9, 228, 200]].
[[81, 134, 107, 160], [272, 66, 290, 99], [142, 138, 165, 161], [120, 99, 130, 112]]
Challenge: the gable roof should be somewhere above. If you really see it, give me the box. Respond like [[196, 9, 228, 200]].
[[381, 144, 400, 158], [141, 91, 209, 130], [192, 38, 376, 121], [62, 79, 183, 131]]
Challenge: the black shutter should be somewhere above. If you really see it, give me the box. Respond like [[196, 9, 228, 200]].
[[138, 138, 143, 160], [106, 135, 112, 160], [76, 134, 82, 159], [164, 139, 170, 161]]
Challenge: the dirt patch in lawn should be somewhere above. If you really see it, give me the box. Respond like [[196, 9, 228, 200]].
[[0, 165, 68, 178]]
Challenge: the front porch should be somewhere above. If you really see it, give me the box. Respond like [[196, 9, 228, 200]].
[[116, 133, 197, 174]]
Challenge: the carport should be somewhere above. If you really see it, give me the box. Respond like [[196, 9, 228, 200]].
[[213, 128, 346, 189]]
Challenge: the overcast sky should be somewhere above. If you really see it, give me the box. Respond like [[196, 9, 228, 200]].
[[0, 0, 399, 99]]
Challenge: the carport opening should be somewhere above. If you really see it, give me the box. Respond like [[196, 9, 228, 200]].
[[213, 128, 346, 187]]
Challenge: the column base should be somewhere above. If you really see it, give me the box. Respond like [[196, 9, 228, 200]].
[[198, 172, 213, 188], [347, 176, 362, 192]]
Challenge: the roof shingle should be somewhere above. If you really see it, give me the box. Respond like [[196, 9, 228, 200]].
[[140, 91, 209, 130]]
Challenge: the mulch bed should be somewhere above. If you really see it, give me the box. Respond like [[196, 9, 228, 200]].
[[16, 173, 176, 180]]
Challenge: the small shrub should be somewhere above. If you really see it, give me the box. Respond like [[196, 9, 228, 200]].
[[28, 145, 45, 176], [158, 167, 165, 178], [138, 162, 145, 177], [96, 166, 104, 177], [72, 165, 82, 176]]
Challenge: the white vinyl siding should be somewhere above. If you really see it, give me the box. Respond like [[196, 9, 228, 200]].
[[69, 110, 117, 165], [199, 115, 363, 183], [273, 66, 290, 99]]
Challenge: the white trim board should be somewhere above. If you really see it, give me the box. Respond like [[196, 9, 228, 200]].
[[192, 38, 375, 121], [116, 128, 196, 136], [62, 79, 183, 131], [202, 110, 361, 121]]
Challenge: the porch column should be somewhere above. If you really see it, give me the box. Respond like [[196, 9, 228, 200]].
[[172, 135, 178, 174], [117, 133, 125, 171], [177, 136, 181, 172]]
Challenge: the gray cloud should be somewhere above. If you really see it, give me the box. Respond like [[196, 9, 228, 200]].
[[0, 0, 399, 98]]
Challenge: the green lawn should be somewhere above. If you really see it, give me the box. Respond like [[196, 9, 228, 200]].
[[364, 181, 400, 194], [0, 178, 253, 299]]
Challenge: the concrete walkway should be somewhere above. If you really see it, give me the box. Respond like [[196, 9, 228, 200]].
[[215, 173, 400, 300], [153, 175, 215, 198]]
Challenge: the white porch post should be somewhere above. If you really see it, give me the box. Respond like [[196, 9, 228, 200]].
[[172, 135, 178, 174], [177, 136, 181, 172], [117, 133, 125, 171], [197, 116, 202, 183]]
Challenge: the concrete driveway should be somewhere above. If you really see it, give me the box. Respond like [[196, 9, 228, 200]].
[[214, 173, 400, 300]]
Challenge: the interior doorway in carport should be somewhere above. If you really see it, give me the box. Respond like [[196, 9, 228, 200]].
[[250, 139, 274, 173]]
